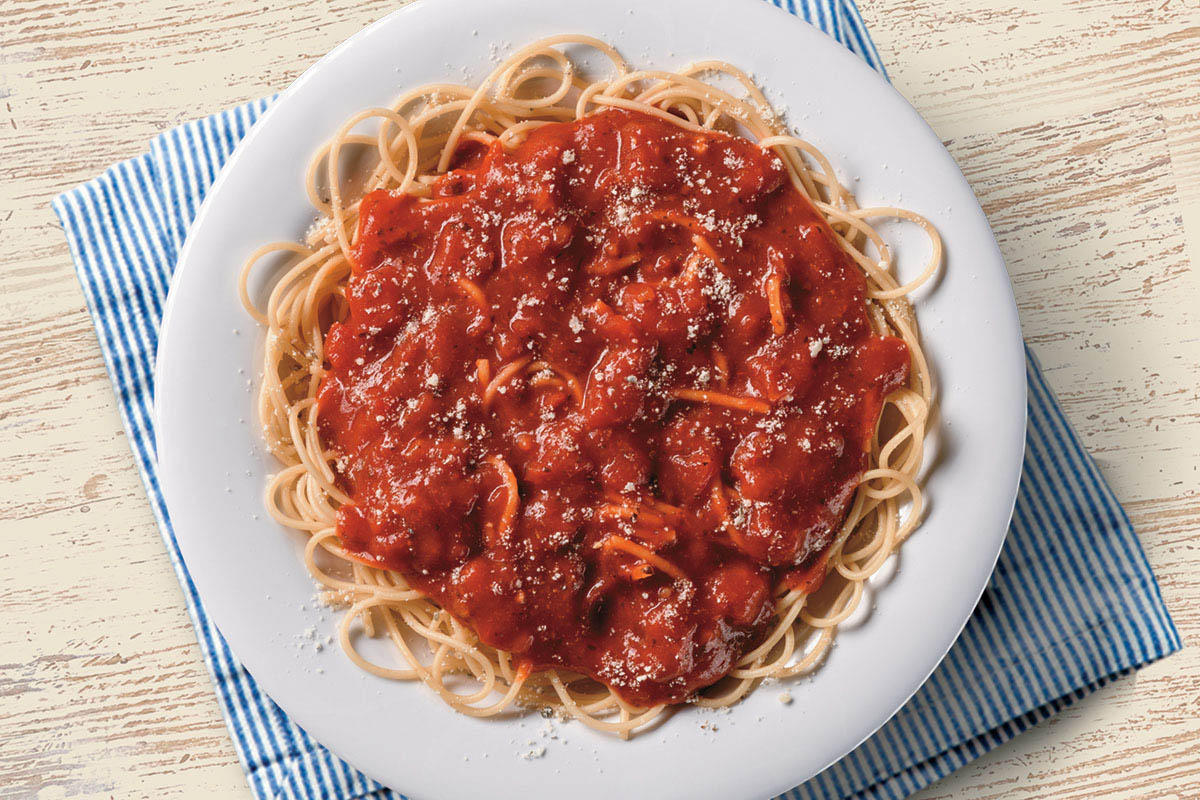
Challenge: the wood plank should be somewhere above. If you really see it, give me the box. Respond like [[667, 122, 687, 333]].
[[0, 0, 1196, 796]]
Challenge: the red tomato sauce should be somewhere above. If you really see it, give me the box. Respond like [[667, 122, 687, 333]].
[[317, 109, 909, 705]]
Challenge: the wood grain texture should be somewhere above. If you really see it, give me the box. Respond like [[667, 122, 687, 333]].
[[0, 0, 1196, 797]]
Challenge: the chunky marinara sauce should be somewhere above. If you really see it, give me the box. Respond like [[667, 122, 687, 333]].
[[317, 109, 909, 705]]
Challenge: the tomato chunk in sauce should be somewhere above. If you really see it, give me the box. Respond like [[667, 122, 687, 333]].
[[317, 109, 909, 705]]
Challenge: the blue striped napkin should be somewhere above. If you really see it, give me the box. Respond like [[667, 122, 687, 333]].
[[53, 1, 1180, 798]]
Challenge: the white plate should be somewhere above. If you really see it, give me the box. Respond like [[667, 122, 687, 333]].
[[156, 0, 1026, 797]]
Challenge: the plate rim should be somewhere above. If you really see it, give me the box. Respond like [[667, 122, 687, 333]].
[[154, 0, 1028, 797]]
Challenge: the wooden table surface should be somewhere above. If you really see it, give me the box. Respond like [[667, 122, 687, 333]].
[[2, 0, 1197, 797]]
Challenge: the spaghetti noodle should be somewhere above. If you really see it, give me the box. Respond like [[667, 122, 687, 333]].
[[241, 35, 938, 738]]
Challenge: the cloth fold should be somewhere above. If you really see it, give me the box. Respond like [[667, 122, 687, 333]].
[[52, 1, 1180, 798]]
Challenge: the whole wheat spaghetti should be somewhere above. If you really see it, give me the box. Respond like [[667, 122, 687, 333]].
[[240, 35, 937, 738]]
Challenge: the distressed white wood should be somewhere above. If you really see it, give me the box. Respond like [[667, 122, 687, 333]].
[[0, 0, 1195, 797]]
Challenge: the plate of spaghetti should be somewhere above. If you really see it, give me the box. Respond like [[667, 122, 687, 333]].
[[155, 0, 1026, 797]]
